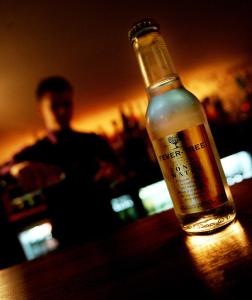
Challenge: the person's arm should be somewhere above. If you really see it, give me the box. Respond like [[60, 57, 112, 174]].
[[0, 158, 16, 177], [0, 143, 38, 176], [1, 142, 64, 193], [92, 134, 125, 187]]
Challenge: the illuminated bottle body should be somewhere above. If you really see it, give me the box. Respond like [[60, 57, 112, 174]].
[[129, 19, 236, 234]]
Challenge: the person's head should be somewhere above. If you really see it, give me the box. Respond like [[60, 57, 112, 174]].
[[36, 76, 74, 131]]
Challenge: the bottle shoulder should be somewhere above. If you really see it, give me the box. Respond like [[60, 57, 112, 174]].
[[146, 87, 201, 117], [145, 87, 205, 138]]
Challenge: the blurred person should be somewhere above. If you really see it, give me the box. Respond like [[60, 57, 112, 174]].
[[0, 76, 122, 248]]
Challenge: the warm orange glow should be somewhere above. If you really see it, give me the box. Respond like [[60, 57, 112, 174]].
[[10, 162, 31, 177], [186, 220, 249, 249], [0, 133, 37, 165], [0, 58, 249, 165], [182, 58, 247, 110], [71, 58, 248, 137], [73, 106, 122, 135], [185, 220, 251, 290], [0, 268, 27, 297], [0, 97, 148, 164], [72, 96, 148, 135]]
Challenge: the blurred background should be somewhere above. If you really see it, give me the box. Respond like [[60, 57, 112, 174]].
[[0, 0, 252, 266]]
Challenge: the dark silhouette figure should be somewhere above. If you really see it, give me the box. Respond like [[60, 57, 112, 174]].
[[0, 76, 120, 248]]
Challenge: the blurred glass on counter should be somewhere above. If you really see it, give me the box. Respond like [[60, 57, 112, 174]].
[[139, 180, 173, 215], [221, 151, 252, 185], [111, 194, 138, 222], [18, 221, 59, 260]]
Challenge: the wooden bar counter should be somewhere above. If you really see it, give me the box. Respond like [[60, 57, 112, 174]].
[[0, 178, 252, 299]]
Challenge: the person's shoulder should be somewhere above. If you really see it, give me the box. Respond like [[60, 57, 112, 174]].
[[71, 130, 104, 142], [24, 135, 51, 150], [13, 135, 50, 162]]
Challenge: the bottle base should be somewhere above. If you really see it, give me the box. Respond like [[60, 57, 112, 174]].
[[180, 203, 236, 235]]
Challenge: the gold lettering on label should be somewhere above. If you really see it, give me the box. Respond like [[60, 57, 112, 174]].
[[153, 124, 228, 214]]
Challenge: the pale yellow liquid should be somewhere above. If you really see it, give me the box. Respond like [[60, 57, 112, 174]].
[[146, 78, 236, 234]]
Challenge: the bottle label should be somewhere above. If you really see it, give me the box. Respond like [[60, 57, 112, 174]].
[[152, 124, 228, 214]]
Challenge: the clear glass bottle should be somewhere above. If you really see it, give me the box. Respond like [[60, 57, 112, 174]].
[[128, 18, 236, 234]]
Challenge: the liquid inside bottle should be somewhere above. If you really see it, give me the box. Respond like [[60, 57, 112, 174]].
[[129, 19, 236, 234], [146, 78, 236, 234]]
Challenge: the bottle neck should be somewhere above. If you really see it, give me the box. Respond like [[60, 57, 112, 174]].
[[132, 31, 180, 90]]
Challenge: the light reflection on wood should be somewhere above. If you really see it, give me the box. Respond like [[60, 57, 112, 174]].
[[185, 220, 251, 290], [0, 268, 27, 299]]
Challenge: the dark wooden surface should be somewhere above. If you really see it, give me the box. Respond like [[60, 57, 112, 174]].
[[0, 179, 252, 300]]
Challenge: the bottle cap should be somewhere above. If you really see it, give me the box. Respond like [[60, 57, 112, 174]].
[[128, 18, 160, 44]]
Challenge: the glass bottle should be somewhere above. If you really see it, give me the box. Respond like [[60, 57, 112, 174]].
[[128, 18, 236, 234]]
